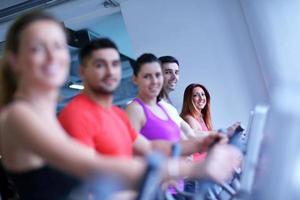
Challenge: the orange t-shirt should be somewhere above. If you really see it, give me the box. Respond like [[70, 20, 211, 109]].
[[58, 93, 137, 159]]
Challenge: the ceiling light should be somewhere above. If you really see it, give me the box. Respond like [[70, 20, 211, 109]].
[[69, 83, 84, 90]]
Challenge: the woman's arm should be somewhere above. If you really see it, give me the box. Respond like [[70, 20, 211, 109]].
[[125, 102, 145, 132], [5, 103, 146, 189]]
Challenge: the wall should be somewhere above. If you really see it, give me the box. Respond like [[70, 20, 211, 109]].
[[120, 0, 269, 128], [240, 0, 300, 108], [240, 1, 300, 199]]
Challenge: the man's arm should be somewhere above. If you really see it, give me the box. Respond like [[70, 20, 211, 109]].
[[180, 119, 223, 143], [180, 119, 196, 139]]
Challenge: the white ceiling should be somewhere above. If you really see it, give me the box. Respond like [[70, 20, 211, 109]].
[[0, 0, 125, 41]]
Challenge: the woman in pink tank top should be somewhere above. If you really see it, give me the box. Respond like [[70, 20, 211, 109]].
[[180, 83, 213, 132], [126, 53, 181, 142], [126, 53, 183, 193], [180, 83, 213, 161]]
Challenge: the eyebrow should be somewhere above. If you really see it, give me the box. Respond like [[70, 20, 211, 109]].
[[164, 69, 179, 72], [92, 58, 121, 64], [164, 69, 174, 72], [194, 92, 205, 95]]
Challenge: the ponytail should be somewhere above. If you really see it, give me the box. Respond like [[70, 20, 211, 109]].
[[0, 58, 17, 106]]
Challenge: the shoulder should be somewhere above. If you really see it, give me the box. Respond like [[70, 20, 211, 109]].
[[125, 100, 143, 114], [125, 100, 146, 124], [58, 94, 90, 118], [159, 100, 178, 113], [61, 94, 87, 110], [3, 102, 35, 121], [112, 106, 127, 118], [0, 102, 41, 133], [182, 114, 202, 130], [158, 100, 169, 108], [183, 114, 197, 123]]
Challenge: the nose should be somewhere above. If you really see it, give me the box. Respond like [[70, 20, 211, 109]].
[[200, 95, 205, 102], [170, 72, 176, 80], [46, 47, 55, 61], [106, 65, 114, 75], [151, 76, 160, 85], [196, 94, 203, 101], [151, 76, 157, 84]]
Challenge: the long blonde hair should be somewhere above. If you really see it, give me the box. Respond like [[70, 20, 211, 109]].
[[0, 11, 64, 106]]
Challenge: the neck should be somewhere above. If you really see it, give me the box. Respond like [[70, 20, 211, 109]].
[[164, 88, 172, 95], [162, 91, 169, 100], [195, 110, 203, 119], [162, 90, 172, 104], [137, 94, 157, 106], [14, 86, 59, 116], [83, 87, 113, 109]]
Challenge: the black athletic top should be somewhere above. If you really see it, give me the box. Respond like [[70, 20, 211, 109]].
[[6, 165, 81, 200], [0, 162, 19, 199]]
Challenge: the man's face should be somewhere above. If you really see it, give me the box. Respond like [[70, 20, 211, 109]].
[[161, 62, 179, 93], [80, 48, 121, 95]]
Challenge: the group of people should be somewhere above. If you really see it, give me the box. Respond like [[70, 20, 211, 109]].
[[0, 11, 241, 200]]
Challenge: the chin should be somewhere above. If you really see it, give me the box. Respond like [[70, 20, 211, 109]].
[[39, 83, 61, 90], [196, 104, 204, 109], [37, 79, 65, 89], [52, 79, 67, 87], [106, 85, 118, 92], [147, 94, 158, 99], [100, 87, 117, 94]]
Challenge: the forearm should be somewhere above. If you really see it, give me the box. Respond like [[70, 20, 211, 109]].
[[150, 140, 172, 156], [31, 135, 146, 189], [179, 139, 203, 156], [194, 130, 210, 137], [86, 156, 146, 190], [160, 158, 205, 181], [150, 139, 202, 157]]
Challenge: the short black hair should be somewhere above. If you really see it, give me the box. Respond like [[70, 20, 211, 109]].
[[133, 53, 159, 76], [158, 56, 179, 66], [79, 38, 119, 64]]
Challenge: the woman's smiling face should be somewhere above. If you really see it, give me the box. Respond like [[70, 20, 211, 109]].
[[192, 86, 207, 111], [13, 20, 69, 90]]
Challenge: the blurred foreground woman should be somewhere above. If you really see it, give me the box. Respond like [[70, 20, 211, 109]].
[[0, 11, 147, 200]]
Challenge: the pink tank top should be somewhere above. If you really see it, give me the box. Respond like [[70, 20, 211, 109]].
[[134, 98, 181, 142], [198, 117, 208, 131], [134, 98, 183, 193], [193, 117, 209, 161]]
